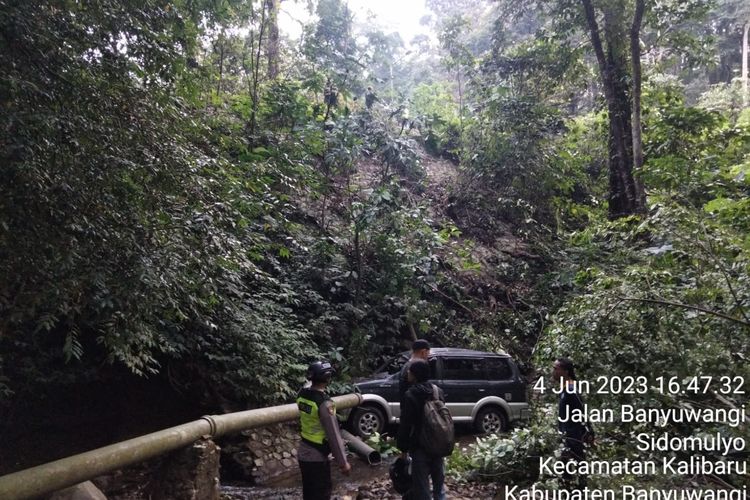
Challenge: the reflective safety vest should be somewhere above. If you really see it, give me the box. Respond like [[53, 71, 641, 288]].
[[297, 388, 335, 445]]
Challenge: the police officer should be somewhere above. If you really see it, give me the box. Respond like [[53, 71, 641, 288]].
[[297, 361, 351, 499]]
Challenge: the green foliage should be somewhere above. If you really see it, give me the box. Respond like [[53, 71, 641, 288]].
[[697, 80, 747, 121], [4, 9, 750, 493], [412, 82, 461, 159], [535, 203, 749, 486], [452, 33, 584, 230], [448, 407, 559, 483], [259, 79, 313, 131], [641, 76, 750, 209], [438, 15, 476, 71], [364, 431, 401, 457], [191, 289, 317, 403], [301, 0, 363, 97], [550, 112, 609, 227], [362, 111, 424, 181], [1, 0, 219, 376], [461, 90, 565, 226], [0, 0, 349, 409]]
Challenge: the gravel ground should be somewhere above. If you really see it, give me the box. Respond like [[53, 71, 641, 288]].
[[221, 455, 504, 500]]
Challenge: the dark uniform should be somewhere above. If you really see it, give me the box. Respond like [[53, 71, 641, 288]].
[[398, 359, 414, 402], [398, 339, 432, 404], [297, 387, 348, 500], [559, 384, 587, 489], [397, 378, 446, 500]]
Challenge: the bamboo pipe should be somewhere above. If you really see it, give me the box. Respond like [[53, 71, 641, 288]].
[[341, 429, 381, 465], [0, 393, 362, 500]]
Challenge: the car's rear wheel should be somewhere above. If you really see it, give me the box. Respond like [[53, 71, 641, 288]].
[[474, 406, 508, 434], [351, 405, 386, 438]]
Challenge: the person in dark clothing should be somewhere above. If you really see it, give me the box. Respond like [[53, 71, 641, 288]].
[[398, 339, 431, 402], [365, 86, 378, 109], [553, 357, 587, 490], [397, 359, 446, 500], [297, 361, 351, 500]]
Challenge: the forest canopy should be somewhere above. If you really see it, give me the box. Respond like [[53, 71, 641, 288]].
[[1, 0, 749, 493]]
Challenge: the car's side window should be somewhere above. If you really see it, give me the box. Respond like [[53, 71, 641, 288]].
[[485, 358, 512, 380], [429, 357, 438, 379], [442, 357, 483, 380]]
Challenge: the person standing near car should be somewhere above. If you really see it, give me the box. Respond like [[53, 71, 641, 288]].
[[397, 359, 447, 500], [553, 357, 588, 490], [297, 360, 351, 500], [399, 339, 431, 402]]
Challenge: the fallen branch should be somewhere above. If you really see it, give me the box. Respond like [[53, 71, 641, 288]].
[[705, 473, 739, 490], [617, 297, 750, 328]]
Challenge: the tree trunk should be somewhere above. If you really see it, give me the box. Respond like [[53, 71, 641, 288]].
[[457, 66, 464, 159], [743, 20, 749, 106], [217, 30, 225, 96], [581, 0, 644, 219], [249, 3, 267, 140], [630, 0, 647, 211], [266, 0, 280, 79]]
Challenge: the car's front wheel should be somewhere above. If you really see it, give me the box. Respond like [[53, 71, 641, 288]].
[[350, 405, 386, 438], [474, 406, 508, 434]]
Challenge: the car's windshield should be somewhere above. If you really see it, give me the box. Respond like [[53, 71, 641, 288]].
[[375, 353, 409, 375], [384, 356, 439, 379]]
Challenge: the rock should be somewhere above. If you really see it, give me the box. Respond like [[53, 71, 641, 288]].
[[220, 422, 303, 485], [147, 438, 220, 500], [49, 481, 107, 500]]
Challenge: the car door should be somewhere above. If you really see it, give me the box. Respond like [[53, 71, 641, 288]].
[[438, 356, 486, 419], [483, 357, 521, 402]]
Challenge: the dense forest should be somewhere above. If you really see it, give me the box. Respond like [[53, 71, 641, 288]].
[[1, 0, 749, 495]]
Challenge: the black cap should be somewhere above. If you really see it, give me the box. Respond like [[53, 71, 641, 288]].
[[412, 339, 430, 351]]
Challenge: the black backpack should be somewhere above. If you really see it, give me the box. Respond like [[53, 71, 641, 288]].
[[417, 384, 455, 457], [389, 456, 412, 494]]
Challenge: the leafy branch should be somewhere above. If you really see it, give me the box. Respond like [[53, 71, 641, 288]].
[[616, 296, 750, 328]]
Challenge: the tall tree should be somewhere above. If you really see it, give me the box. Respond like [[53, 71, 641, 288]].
[[438, 16, 475, 140], [266, 0, 280, 79], [526, 0, 712, 218], [702, 0, 750, 85], [581, 0, 646, 218], [246, 0, 268, 137], [630, 0, 646, 208], [743, 18, 749, 105]]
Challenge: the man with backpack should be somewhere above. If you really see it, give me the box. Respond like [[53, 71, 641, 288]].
[[397, 359, 454, 500]]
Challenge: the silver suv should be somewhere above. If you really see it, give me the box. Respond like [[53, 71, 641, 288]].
[[348, 348, 529, 437]]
